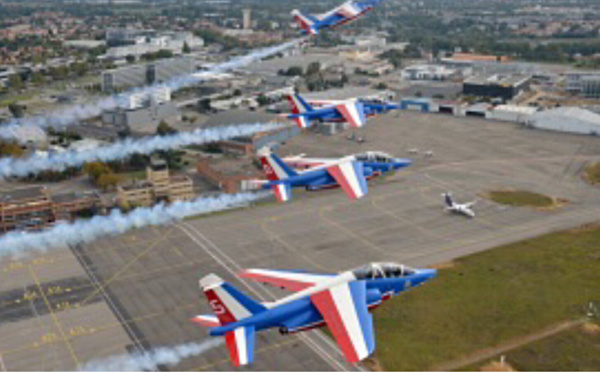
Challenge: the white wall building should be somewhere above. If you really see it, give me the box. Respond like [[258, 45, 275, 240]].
[[487, 105, 538, 123], [527, 107, 600, 135], [401, 64, 459, 81]]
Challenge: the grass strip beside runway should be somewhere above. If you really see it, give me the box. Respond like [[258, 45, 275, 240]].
[[372, 222, 600, 370]]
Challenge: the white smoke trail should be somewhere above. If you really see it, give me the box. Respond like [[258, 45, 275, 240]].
[[0, 122, 285, 178], [0, 191, 269, 259], [81, 338, 224, 371], [0, 38, 304, 141]]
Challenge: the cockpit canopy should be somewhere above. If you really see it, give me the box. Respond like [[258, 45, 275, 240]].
[[355, 151, 395, 164], [353, 262, 416, 280]]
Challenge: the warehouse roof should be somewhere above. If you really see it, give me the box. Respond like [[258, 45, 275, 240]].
[[531, 107, 600, 126], [0, 186, 48, 203]]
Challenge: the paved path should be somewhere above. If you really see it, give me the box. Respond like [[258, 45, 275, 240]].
[[431, 318, 587, 371]]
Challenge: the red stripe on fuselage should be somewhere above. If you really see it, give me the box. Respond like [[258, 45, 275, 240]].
[[240, 272, 313, 291]]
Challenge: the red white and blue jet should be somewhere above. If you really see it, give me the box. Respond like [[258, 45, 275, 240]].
[[192, 263, 437, 366], [255, 149, 411, 202], [292, 0, 383, 35], [286, 94, 401, 129]]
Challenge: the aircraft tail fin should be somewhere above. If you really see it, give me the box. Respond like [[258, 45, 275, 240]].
[[288, 94, 314, 114], [200, 274, 266, 326], [258, 149, 298, 181], [291, 10, 319, 35], [443, 193, 454, 208], [225, 325, 256, 366]]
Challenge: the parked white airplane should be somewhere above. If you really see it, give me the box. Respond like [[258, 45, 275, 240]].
[[443, 193, 476, 218]]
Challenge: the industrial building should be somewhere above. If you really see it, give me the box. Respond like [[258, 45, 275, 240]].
[[104, 30, 203, 60], [117, 159, 194, 208], [401, 64, 461, 81], [566, 71, 600, 99], [101, 56, 195, 92], [526, 107, 600, 135], [101, 86, 180, 134], [463, 74, 531, 100], [0, 187, 100, 233]]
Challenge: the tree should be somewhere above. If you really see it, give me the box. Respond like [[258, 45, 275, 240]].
[[182, 41, 191, 54], [0, 141, 24, 158], [83, 161, 111, 181], [126, 54, 136, 64], [256, 94, 270, 106], [156, 121, 178, 136], [8, 74, 22, 90], [31, 72, 44, 85], [375, 82, 388, 90], [8, 103, 25, 118], [97, 172, 121, 191], [306, 62, 321, 76]]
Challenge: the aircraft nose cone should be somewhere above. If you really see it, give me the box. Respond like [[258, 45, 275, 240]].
[[420, 268, 437, 280], [394, 158, 412, 169]]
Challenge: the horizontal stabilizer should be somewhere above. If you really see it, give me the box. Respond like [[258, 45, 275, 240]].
[[190, 314, 221, 327], [273, 183, 292, 203], [225, 326, 256, 367]]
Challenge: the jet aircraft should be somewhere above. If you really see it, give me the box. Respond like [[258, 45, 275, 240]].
[[192, 262, 437, 366], [443, 192, 476, 218], [254, 149, 411, 202], [283, 151, 410, 177], [286, 94, 400, 129], [292, 0, 383, 35]]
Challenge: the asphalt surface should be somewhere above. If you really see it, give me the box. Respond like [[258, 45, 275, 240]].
[[2, 110, 600, 370]]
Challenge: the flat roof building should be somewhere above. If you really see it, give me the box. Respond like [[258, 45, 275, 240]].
[[463, 74, 531, 101], [0, 187, 100, 233], [117, 160, 194, 208]]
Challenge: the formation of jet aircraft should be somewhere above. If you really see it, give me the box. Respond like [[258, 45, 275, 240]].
[[292, 0, 383, 35], [253, 149, 411, 202], [443, 192, 476, 218], [192, 263, 437, 366], [286, 94, 401, 129]]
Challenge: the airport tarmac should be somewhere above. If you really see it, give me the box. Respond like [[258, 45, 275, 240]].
[[2, 110, 600, 371]]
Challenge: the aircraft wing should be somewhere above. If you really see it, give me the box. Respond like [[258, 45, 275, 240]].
[[336, 101, 367, 128], [327, 161, 368, 199], [310, 281, 375, 363], [240, 269, 333, 291]]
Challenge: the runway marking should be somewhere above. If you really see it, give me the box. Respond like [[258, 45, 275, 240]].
[[175, 222, 351, 372], [370, 197, 442, 240], [260, 220, 328, 270], [78, 227, 176, 307], [28, 265, 81, 369], [318, 206, 387, 254], [0, 301, 198, 357]]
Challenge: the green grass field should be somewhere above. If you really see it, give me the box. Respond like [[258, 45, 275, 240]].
[[485, 190, 555, 208], [584, 162, 600, 186], [372, 223, 600, 371], [467, 322, 600, 371]]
